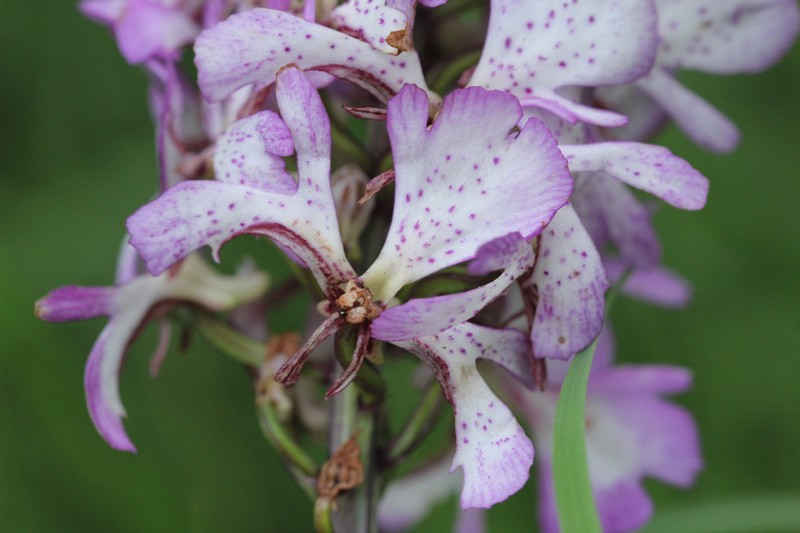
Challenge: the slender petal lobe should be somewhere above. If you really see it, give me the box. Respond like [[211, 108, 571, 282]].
[[530, 204, 608, 359], [36, 286, 115, 321], [636, 68, 740, 153], [562, 142, 708, 210], [371, 233, 534, 341], [572, 174, 661, 268], [396, 323, 535, 508]]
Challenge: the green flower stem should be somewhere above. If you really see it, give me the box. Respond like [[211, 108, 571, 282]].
[[431, 50, 483, 95], [314, 498, 335, 533], [386, 381, 443, 463], [193, 311, 264, 367], [257, 400, 319, 479], [193, 312, 320, 499], [328, 111, 371, 170], [329, 374, 380, 533]]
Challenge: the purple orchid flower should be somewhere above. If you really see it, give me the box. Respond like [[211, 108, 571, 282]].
[[596, 0, 800, 152], [127, 66, 573, 505], [36, 251, 269, 452]]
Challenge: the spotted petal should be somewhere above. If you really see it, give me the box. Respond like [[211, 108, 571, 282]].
[[331, 0, 409, 53], [371, 233, 534, 342], [530, 204, 608, 359], [128, 68, 356, 296], [395, 323, 535, 508], [362, 85, 571, 301], [656, 0, 800, 74], [562, 142, 708, 210], [617, 0, 800, 152], [194, 9, 433, 104], [470, 0, 658, 126]]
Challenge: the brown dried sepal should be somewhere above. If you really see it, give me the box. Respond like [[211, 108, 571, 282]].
[[336, 280, 381, 324], [317, 435, 364, 503], [386, 27, 411, 53], [256, 332, 301, 415]]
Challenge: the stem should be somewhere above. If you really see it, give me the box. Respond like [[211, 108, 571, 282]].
[[193, 311, 264, 367], [386, 381, 443, 463], [193, 311, 320, 500], [431, 50, 483, 94], [257, 401, 318, 479], [327, 107, 371, 170], [329, 375, 379, 533]]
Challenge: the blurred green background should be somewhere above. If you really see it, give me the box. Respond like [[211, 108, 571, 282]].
[[1, 2, 799, 531]]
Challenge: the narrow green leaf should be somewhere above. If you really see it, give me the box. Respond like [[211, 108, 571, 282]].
[[641, 494, 800, 533], [553, 339, 601, 533], [192, 311, 265, 367]]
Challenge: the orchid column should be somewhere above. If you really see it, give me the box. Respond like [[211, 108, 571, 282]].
[[37, 0, 799, 532]]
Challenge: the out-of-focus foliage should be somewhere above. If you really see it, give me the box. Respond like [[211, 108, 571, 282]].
[[1, 2, 798, 531]]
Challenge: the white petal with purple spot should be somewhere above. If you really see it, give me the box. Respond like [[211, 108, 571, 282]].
[[563, 142, 709, 210], [128, 68, 356, 295], [470, 0, 658, 126], [396, 323, 535, 508], [362, 85, 571, 301], [656, 0, 800, 73], [195, 9, 433, 104], [530, 204, 608, 359]]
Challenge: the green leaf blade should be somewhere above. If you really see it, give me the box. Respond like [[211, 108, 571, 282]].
[[553, 339, 601, 533]]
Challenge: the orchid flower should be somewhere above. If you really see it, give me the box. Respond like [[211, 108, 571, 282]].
[[127, 65, 574, 504], [128, 65, 571, 380], [597, 0, 800, 151], [36, 250, 268, 451], [500, 113, 708, 358]]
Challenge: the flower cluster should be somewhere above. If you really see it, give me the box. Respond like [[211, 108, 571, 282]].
[[38, 0, 798, 530]]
